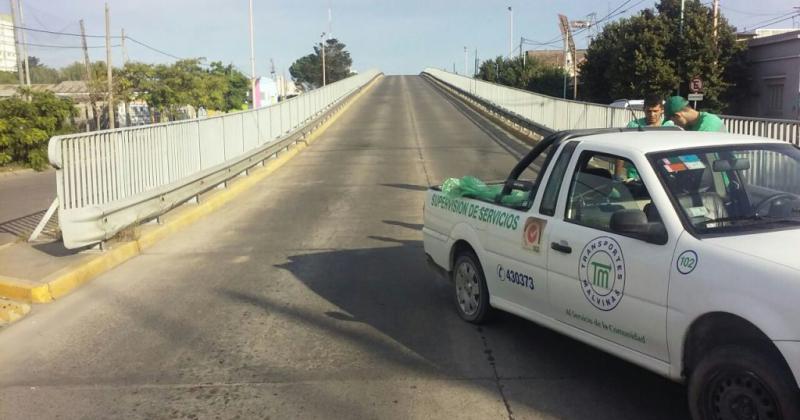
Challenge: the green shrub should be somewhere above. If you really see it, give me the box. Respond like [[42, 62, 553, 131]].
[[0, 89, 76, 170]]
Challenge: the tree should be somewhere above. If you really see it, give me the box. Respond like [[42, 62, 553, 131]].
[[0, 89, 76, 169], [477, 55, 569, 98], [24, 56, 60, 84], [58, 62, 89, 81], [207, 61, 249, 111], [290, 38, 353, 90], [0, 71, 17, 84], [579, 0, 747, 112]]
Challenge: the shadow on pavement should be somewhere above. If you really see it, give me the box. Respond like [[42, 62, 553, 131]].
[[382, 220, 423, 231], [235, 238, 691, 419], [379, 183, 430, 192], [0, 209, 58, 240]]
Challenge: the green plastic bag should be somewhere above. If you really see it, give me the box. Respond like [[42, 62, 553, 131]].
[[441, 176, 528, 206]]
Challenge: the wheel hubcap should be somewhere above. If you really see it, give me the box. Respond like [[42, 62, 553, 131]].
[[706, 370, 780, 420], [455, 260, 480, 316]]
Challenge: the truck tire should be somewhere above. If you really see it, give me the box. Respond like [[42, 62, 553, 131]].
[[452, 251, 491, 323], [688, 345, 800, 420]]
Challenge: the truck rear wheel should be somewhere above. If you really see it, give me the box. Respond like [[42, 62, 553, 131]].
[[452, 251, 491, 323], [688, 345, 800, 420]]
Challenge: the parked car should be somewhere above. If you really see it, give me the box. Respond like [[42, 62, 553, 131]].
[[423, 128, 800, 420], [609, 99, 644, 110]]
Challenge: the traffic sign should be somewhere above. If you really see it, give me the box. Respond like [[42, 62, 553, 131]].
[[690, 77, 703, 93], [688, 93, 703, 101]]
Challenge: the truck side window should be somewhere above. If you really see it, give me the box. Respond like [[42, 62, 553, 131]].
[[566, 151, 658, 231], [539, 142, 578, 216]]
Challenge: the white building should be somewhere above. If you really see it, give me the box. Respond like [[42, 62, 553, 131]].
[[0, 14, 17, 73]]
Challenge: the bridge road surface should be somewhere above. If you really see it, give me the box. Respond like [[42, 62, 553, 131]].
[[0, 76, 689, 419]]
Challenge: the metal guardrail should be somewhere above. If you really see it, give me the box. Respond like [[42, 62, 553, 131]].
[[721, 115, 800, 145], [423, 68, 800, 146], [48, 70, 382, 249]]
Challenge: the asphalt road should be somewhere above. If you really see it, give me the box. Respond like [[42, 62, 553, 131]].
[[0, 76, 689, 419], [0, 169, 56, 244]]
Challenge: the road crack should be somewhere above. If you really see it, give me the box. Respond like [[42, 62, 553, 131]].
[[476, 326, 514, 420]]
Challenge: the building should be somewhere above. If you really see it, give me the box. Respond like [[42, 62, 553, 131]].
[[0, 14, 17, 73], [739, 29, 800, 120], [525, 49, 587, 77]]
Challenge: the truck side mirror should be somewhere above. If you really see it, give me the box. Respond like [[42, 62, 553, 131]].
[[610, 209, 668, 245]]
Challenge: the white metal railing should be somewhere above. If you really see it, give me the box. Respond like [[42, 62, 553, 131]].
[[49, 70, 381, 249], [423, 68, 800, 146]]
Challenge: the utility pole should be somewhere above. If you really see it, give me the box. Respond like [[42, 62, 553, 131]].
[[248, 0, 256, 108], [678, 0, 686, 96], [474, 48, 478, 77], [521, 37, 526, 66], [8, 0, 24, 86], [17, 0, 29, 86], [712, 0, 719, 41], [508, 6, 513, 58], [80, 19, 100, 130], [121, 28, 127, 64], [105, 2, 114, 129], [321, 33, 326, 86]]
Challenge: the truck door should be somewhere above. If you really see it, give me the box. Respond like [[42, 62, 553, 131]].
[[484, 141, 578, 319], [546, 148, 675, 361]]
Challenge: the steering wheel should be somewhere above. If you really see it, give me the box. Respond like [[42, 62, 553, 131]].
[[753, 193, 798, 217]]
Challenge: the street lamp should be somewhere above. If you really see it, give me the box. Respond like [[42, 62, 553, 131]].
[[508, 6, 513, 58], [464, 46, 468, 76], [320, 32, 327, 87]]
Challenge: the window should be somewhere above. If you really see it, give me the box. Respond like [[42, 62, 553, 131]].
[[566, 151, 659, 231], [540, 141, 577, 216], [489, 139, 556, 210], [766, 83, 784, 118], [650, 144, 800, 235]]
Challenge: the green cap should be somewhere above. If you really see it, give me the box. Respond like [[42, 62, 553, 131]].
[[665, 96, 689, 118]]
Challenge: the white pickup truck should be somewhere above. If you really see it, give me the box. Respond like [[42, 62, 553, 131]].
[[423, 128, 800, 420]]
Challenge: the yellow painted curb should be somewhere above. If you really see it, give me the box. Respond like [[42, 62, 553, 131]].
[[0, 75, 383, 304]]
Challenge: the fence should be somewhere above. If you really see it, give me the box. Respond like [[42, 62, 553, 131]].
[[48, 70, 382, 249], [422, 68, 800, 146]]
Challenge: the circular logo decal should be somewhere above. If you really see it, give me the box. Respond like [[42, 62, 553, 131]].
[[524, 221, 540, 245], [676, 250, 698, 275], [579, 236, 626, 311]]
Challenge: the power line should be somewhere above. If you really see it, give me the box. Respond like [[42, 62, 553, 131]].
[[743, 11, 800, 31], [745, 13, 800, 31], [525, 0, 643, 51], [719, 6, 794, 17], [124, 35, 182, 60], [0, 24, 112, 38], [1, 23, 182, 60], [23, 42, 119, 49]]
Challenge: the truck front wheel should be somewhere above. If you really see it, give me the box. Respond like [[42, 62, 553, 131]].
[[688, 345, 800, 420], [452, 251, 491, 323]]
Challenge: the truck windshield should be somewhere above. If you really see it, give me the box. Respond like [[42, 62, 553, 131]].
[[649, 143, 800, 235]]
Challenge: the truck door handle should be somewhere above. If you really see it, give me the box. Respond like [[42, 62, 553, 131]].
[[551, 242, 572, 254]]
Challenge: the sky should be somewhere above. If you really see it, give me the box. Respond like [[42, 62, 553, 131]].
[[1, 0, 797, 77]]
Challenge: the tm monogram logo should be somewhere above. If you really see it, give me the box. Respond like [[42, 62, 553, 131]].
[[591, 261, 611, 289], [579, 237, 626, 311]]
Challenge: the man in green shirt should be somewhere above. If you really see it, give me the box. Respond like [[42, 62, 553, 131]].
[[626, 94, 674, 128], [665, 96, 726, 132]]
